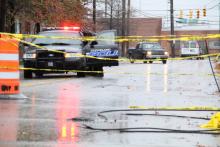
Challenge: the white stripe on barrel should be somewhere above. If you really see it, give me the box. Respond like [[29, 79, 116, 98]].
[[0, 72, 19, 79], [0, 54, 19, 61]]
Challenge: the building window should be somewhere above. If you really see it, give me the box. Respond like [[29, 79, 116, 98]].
[[209, 40, 220, 49]]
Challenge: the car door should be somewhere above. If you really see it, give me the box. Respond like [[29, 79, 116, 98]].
[[87, 30, 119, 58], [133, 43, 144, 59]]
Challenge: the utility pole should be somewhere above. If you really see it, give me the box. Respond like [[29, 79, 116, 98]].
[[110, 0, 113, 29], [170, 0, 175, 57], [219, 0, 220, 42], [93, 0, 96, 32], [105, 0, 107, 18], [0, 0, 7, 32], [121, 0, 126, 56], [218, 0, 220, 55], [126, 0, 130, 50]]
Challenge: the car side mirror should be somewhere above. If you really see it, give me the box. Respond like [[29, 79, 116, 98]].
[[82, 41, 88, 46], [23, 43, 30, 47], [90, 40, 98, 48]]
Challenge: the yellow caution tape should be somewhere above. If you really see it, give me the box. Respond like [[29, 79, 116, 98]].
[[18, 67, 220, 77], [201, 112, 220, 129], [2, 32, 220, 65], [15, 36, 220, 63], [129, 106, 220, 111], [2, 33, 219, 63], [0, 65, 219, 77], [1, 32, 220, 42]]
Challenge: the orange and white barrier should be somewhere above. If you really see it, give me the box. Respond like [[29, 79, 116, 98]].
[[0, 35, 19, 95]]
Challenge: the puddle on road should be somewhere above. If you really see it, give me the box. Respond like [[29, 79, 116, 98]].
[[0, 83, 82, 145], [1, 61, 220, 146], [0, 100, 19, 143]]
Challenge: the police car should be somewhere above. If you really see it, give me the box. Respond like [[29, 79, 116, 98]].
[[22, 26, 119, 78]]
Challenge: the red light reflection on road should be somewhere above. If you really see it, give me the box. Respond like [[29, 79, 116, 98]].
[[56, 83, 80, 145], [0, 100, 18, 142]]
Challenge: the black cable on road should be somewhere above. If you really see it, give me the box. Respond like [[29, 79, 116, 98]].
[[97, 108, 219, 120], [120, 130, 220, 135], [83, 124, 220, 135], [125, 113, 210, 120], [205, 39, 220, 92]]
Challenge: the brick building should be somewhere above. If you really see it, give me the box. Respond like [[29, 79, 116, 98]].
[[95, 18, 162, 55], [96, 17, 219, 56], [161, 28, 220, 56]]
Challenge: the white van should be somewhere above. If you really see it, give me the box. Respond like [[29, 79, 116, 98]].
[[180, 41, 202, 57]]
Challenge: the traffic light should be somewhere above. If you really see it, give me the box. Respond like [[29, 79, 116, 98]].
[[196, 9, 200, 19], [189, 10, 193, 19], [179, 10, 183, 18], [203, 8, 206, 17]]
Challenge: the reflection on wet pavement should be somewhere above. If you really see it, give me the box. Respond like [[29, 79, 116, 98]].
[[56, 83, 80, 144], [0, 60, 220, 147], [0, 100, 18, 142], [146, 64, 168, 93]]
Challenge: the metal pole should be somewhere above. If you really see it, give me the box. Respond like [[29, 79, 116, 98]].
[[170, 0, 175, 57], [126, 0, 130, 50], [105, 0, 107, 18], [110, 0, 113, 29], [121, 0, 126, 57], [0, 0, 7, 32], [205, 40, 220, 92], [219, 0, 220, 46], [93, 0, 96, 32]]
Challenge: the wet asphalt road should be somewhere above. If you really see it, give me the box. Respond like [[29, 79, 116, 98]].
[[0, 60, 220, 147]]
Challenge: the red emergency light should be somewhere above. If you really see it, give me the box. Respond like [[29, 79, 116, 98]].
[[60, 21, 81, 31], [63, 26, 80, 31]]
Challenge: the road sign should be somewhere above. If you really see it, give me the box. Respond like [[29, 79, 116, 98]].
[[176, 18, 198, 24]]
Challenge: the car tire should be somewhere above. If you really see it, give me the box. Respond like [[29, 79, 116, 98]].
[[129, 54, 135, 63], [77, 72, 85, 78], [143, 59, 148, 64], [162, 60, 167, 64], [35, 72, 43, 78], [24, 70, 33, 79], [95, 66, 104, 77]]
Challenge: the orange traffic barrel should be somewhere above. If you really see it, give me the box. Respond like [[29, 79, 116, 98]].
[[0, 34, 20, 94]]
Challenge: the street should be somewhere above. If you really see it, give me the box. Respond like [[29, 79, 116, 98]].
[[0, 60, 220, 147]]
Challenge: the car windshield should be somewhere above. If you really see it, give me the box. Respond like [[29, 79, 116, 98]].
[[182, 42, 189, 48], [190, 42, 197, 48], [32, 31, 81, 45], [142, 43, 162, 49]]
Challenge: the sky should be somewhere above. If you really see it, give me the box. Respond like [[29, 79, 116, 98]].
[[131, 0, 220, 30]]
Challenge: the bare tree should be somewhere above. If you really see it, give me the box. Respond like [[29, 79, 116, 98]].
[[2, 0, 87, 33]]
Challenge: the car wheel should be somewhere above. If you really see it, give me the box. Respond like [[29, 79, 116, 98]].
[[149, 61, 153, 64], [143, 58, 148, 64], [35, 72, 43, 78], [94, 66, 104, 77], [24, 70, 33, 79], [129, 54, 135, 63], [162, 60, 167, 64], [77, 72, 86, 77]]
